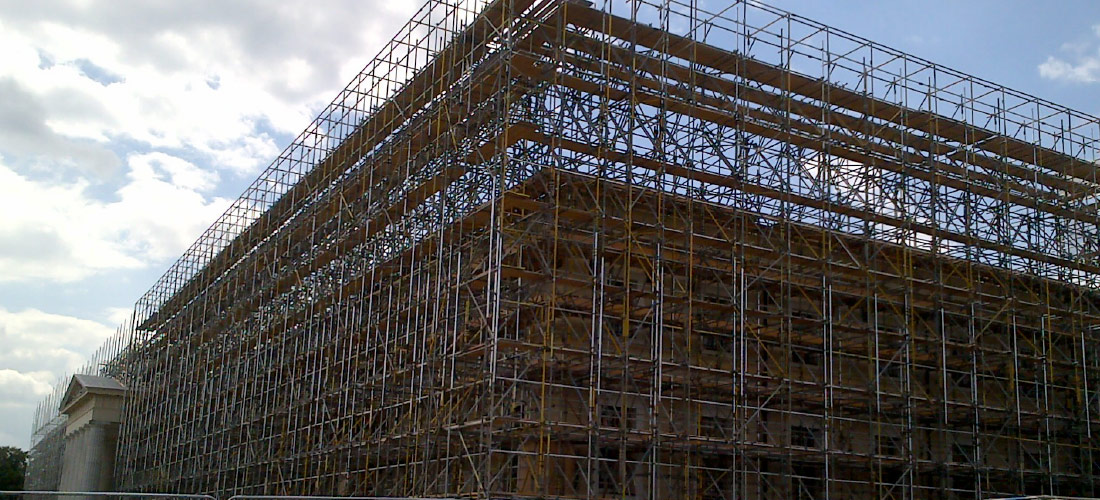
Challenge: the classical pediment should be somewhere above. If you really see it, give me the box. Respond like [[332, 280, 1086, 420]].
[[59, 374, 125, 414]]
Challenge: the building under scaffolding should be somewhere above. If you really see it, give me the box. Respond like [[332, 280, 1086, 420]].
[[26, 0, 1100, 498]]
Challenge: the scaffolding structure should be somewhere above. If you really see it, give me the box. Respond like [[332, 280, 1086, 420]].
[[27, 0, 1100, 498]]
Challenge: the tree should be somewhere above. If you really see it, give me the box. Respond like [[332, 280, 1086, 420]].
[[0, 446, 27, 490]]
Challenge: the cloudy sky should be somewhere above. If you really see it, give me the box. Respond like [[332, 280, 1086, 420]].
[[1, 0, 1099, 449]]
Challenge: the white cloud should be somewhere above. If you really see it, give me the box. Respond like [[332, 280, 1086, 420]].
[[1038, 23, 1100, 84], [0, 308, 115, 447], [1038, 56, 1100, 83], [0, 307, 115, 389], [0, 0, 418, 176], [0, 370, 56, 447], [103, 307, 133, 326], [130, 151, 219, 193], [0, 370, 54, 409], [0, 0, 421, 450], [0, 153, 233, 283]]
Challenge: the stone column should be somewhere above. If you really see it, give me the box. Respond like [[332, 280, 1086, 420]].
[[56, 375, 126, 497]]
